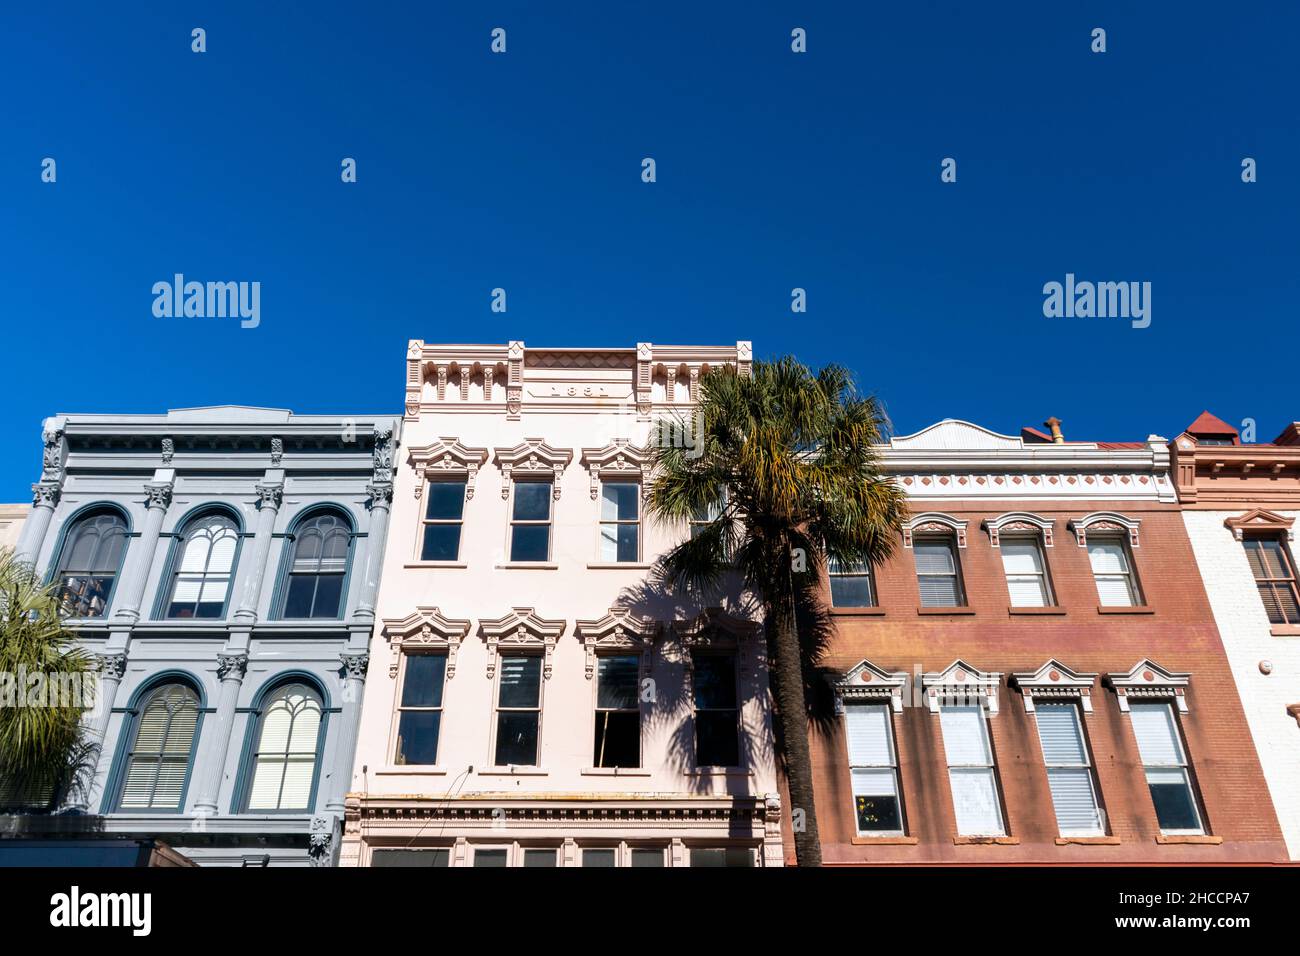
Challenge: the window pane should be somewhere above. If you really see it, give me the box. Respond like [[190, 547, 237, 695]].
[[421, 524, 462, 562], [949, 768, 1004, 836], [424, 482, 466, 520], [1006, 576, 1049, 607], [1047, 767, 1103, 835], [600, 482, 639, 521], [582, 848, 616, 867], [845, 704, 893, 766], [1129, 703, 1184, 766], [282, 575, 316, 618], [1000, 541, 1043, 574], [593, 710, 640, 768], [852, 770, 901, 833], [693, 655, 736, 709], [940, 705, 992, 766], [307, 573, 344, 618], [494, 712, 539, 766], [599, 522, 639, 562], [395, 711, 442, 765], [914, 540, 956, 574], [630, 848, 664, 867], [1147, 768, 1202, 832], [401, 655, 447, 708], [473, 848, 508, 867], [1087, 540, 1129, 575], [597, 656, 639, 709], [512, 482, 552, 520], [523, 849, 557, 867], [498, 656, 541, 707], [1095, 574, 1137, 607], [695, 712, 739, 767], [690, 847, 752, 867], [371, 849, 449, 867], [830, 574, 873, 608], [510, 524, 550, 562], [918, 575, 961, 608]]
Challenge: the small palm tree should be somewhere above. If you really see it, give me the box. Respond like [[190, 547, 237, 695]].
[[647, 357, 908, 866], [0, 548, 96, 811]]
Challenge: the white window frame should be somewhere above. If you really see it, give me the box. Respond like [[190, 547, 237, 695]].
[[492, 652, 544, 768], [1128, 701, 1205, 836], [938, 702, 1006, 837], [999, 534, 1054, 608], [1086, 534, 1143, 607], [417, 478, 467, 562], [1033, 701, 1105, 837], [508, 479, 553, 563], [844, 703, 904, 836]]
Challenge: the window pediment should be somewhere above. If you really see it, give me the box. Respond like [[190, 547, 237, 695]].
[[1011, 659, 1098, 713], [574, 607, 660, 679], [407, 438, 489, 500], [903, 512, 968, 549], [1106, 659, 1190, 713], [580, 440, 651, 500], [921, 660, 1003, 714], [1225, 508, 1295, 541], [494, 439, 574, 499], [984, 512, 1055, 548], [833, 659, 910, 712], [1070, 511, 1141, 547], [381, 606, 472, 678], [478, 607, 566, 679]]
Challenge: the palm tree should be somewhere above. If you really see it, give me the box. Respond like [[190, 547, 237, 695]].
[[0, 548, 96, 811], [647, 357, 908, 866]]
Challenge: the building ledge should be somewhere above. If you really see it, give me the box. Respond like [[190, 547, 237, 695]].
[[1097, 604, 1155, 615], [953, 835, 1019, 845], [917, 607, 976, 616], [477, 767, 549, 776], [1155, 833, 1222, 845], [851, 835, 918, 845], [580, 767, 653, 777], [586, 562, 654, 570], [1008, 606, 1067, 616], [831, 607, 886, 617], [687, 767, 753, 778], [1269, 624, 1300, 637], [403, 562, 467, 569], [1055, 835, 1121, 845], [494, 563, 559, 571], [374, 766, 448, 777]]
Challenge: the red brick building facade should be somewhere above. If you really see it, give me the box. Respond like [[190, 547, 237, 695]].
[[796, 419, 1287, 864]]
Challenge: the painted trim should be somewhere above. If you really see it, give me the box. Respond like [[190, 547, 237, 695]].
[[150, 503, 247, 621], [230, 671, 332, 815], [267, 504, 358, 621], [101, 670, 207, 815]]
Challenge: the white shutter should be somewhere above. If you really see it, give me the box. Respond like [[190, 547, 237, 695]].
[[1087, 541, 1128, 574], [1047, 768, 1103, 835], [918, 576, 961, 606], [1094, 575, 1135, 606], [949, 768, 1004, 836], [1129, 702, 1184, 766], [1035, 703, 1087, 765], [844, 704, 894, 766], [1006, 576, 1049, 607], [850, 768, 897, 798], [939, 705, 991, 766]]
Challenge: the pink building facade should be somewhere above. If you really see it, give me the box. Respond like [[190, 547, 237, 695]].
[[341, 341, 783, 867]]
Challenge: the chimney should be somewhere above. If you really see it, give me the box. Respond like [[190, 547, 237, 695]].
[[1044, 417, 1065, 444]]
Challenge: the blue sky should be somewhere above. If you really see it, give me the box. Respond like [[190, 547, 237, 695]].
[[3, 2, 1297, 499]]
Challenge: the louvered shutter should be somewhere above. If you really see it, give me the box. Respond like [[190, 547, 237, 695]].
[[120, 685, 198, 810], [247, 685, 323, 810], [916, 540, 962, 606], [1035, 704, 1102, 834], [1129, 702, 1184, 766]]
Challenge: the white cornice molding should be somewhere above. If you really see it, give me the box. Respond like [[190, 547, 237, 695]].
[[579, 440, 652, 500], [493, 439, 574, 499], [478, 607, 566, 680], [573, 608, 660, 680], [921, 660, 1003, 714], [380, 606, 472, 679], [1106, 659, 1191, 713], [1011, 660, 1099, 713], [984, 512, 1055, 547], [1069, 511, 1142, 547], [833, 660, 910, 713], [407, 438, 489, 500], [902, 512, 968, 549]]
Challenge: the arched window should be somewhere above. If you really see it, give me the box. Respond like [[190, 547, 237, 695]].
[[244, 682, 324, 811], [279, 511, 352, 619], [53, 509, 129, 618], [165, 512, 239, 619], [117, 682, 201, 811]]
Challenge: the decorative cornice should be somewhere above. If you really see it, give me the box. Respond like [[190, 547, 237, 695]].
[[1011, 660, 1098, 713], [381, 607, 472, 678], [573, 608, 660, 679], [1224, 508, 1295, 542], [493, 439, 573, 499], [983, 512, 1055, 548], [407, 438, 489, 500], [478, 607, 566, 680], [1106, 659, 1191, 713], [580, 440, 652, 500], [832, 659, 910, 712], [902, 512, 968, 549], [921, 660, 1003, 714], [160, 437, 175, 464], [1069, 511, 1141, 548], [672, 608, 763, 645]]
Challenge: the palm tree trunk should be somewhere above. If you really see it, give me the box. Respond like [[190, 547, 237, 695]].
[[765, 549, 823, 867]]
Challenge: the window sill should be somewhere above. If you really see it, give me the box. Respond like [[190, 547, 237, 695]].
[[477, 766, 549, 776], [851, 835, 917, 845], [917, 607, 975, 616], [375, 766, 448, 777], [580, 767, 653, 777], [831, 607, 887, 617], [403, 561, 467, 569], [1055, 835, 1121, 846], [952, 835, 1019, 845], [1269, 624, 1300, 637], [688, 767, 752, 777], [586, 562, 654, 570], [494, 562, 559, 570], [1155, 833, 1221, 845], [1097, 604, 1154, 614], [1008, 606, 1067, 616]]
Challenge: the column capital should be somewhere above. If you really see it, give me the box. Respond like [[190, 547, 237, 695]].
[[97, 652, 128, 681], [216, 653, 249, 682], [31, 481, 61, 509], [365, 482, 394, 508], [254, 482, 284, 511], [143, 481, 174, 511], [340, 652, 370, 681]]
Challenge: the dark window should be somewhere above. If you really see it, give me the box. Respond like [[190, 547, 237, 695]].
[[510, 481, 552, 562], [165, 513, 239, 619], [689, 847, 753, 867], [280, 512, 351, 619], [54, 510, 128, 618], [420, 481, 466, 561], [915, 537, 965, 607], [371, 848, 450, 867], [1243, 535, 1300, 625], [593, 655, 640, 767], [473, 848, 508, 867], [395, 654, 446, 765], [630, 847, 665, 867], [494, 656, 542, 766], [522, 848, 557, 867], [1130, 702, 1204, 834], [582, 848, 617, 867], [829, 558, 874, 608], [693, 653, 739, 767], [118, 683, 200, 811]]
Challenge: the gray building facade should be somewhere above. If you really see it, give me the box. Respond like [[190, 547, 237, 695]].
[[7, 406, 399, 866]]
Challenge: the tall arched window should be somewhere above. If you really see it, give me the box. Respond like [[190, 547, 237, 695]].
[[165, 512, 239, 619], [53, 509, 129, 618], [279, 511, 352, 619], [244, 682, 324, 811], [117, 682, 201, 811]]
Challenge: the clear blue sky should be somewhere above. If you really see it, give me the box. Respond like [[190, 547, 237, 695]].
[[3, 2, 1297, 499]]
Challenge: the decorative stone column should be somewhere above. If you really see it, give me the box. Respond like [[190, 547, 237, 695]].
[[110, 480, 173, 624], [232, 482, 283, 624], [67, 653, 128, 811], [324, 652, 369, 813], [13, 482, 61, 567], [192, 653, 249, 814], [352, 482, 393, 622]]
